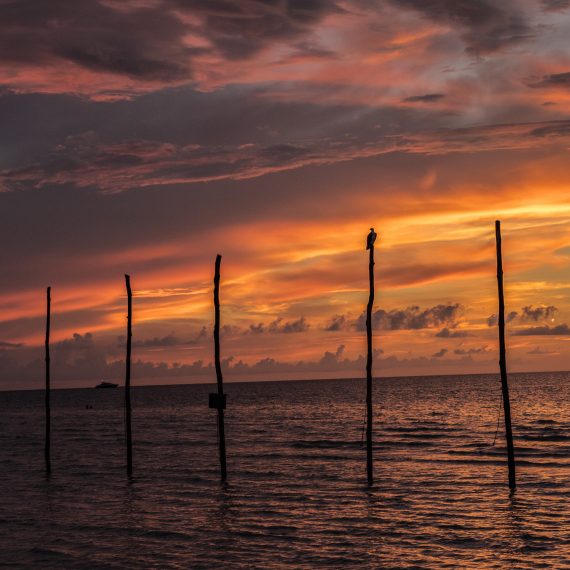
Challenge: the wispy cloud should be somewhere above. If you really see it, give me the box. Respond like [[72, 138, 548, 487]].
[[513, 324, 570, 336], [402, 93, 445, 103], [5, 119, 570, 194]]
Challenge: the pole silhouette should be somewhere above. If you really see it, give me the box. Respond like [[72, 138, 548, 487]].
[[45, 286, 51, 475], [211, 254, 228, 482], [125, 274, 133, 477], [495, 221, 516, 490], [365, 228, 377, 485]]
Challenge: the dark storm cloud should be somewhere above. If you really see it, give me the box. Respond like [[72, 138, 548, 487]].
[[5, 108, 570, 194], [3, 332, 115, 385], [322, 305, 465, 333], [324, 315, 347, 332], [0, 330, 207, 387], [118, 325, 211, 348], [248, 323, 265, 335], [279, 41, 338, 63], [529, 121, 570, 138], [0, 0, 543, 105], [402, 93, 446, 103], [513, 324, 570, 336], [0, 0, 342, 93], [170, 0, 343, 60], [541, 0, 570, 10], [132, 334, 189, 348], [248, 317, 310, 334], [432, 348, 448, 357], [0, 87, 390, 191], [520, 305, 557, 322], [278, 317, 310, 333], [529, 72, 570, 88], [0, 0, 194, 81], [1, 339, 489, 388], [487, 305, 557, 326], [355, 303, 463, 331], [453, 346, 489, 355], [435, 327, 468, 338], [1, 69, 570, 195], [487, 311, 518, 326], [54, 332, 94, 351], [0, 125, 384, 192], [391, 0, 533, 54], [420, 120, 570, 150]]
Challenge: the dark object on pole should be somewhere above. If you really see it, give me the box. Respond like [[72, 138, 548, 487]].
[[125, 274, 133, 477], [365, 228, 377, 485], [213, 254, 228, 482], [495, 221, 516, 490], [45, 286, 51, 475], [209, 393, 227, 410]]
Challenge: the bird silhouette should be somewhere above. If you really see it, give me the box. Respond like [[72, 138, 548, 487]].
[[366, 227, 377, 250]]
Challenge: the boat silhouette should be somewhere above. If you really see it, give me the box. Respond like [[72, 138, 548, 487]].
[[95, 381, 118, 389]]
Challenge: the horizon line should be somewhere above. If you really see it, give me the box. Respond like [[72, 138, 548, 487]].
[[1, 368, 568, 393]]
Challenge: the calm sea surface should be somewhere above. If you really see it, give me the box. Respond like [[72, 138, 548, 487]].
[[0, 373, 569, 569]]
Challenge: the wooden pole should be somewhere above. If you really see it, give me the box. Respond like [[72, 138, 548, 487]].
[[125, 274, 133, 477], [495, 221, 516, 490], [213, 254, 227, 482], [45, 286, 51, 475], [366, 244, 375, 485]]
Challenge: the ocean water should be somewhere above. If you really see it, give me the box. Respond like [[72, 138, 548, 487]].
[[0, 372, 569, 569]]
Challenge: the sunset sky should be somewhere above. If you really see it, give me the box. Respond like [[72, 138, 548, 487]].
[[1, 0, 570, 389]]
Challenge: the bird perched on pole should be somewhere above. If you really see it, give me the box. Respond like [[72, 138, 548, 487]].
[[366, 227, 377, 250]]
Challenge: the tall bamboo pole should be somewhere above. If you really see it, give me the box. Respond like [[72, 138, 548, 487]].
[[213, 254, 227, 482], [495, 221, 516, 490], [125, 274, 133, 477], [366, 241, 375, 485], [45, 286, 51, 475]]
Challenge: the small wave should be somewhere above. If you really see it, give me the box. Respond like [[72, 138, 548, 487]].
[[427, 456, 570, 468], [382, 426, 456, 433], [141, 529, 192, 541], [517, 434, 570, 442], [380, 440, 433, 448], [29, 546, 70, 558], [396, 433, 455, 439], [290, 440, 355, 449]]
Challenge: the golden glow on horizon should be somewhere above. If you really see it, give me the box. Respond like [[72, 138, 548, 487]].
[[4, 183, 569, 366]]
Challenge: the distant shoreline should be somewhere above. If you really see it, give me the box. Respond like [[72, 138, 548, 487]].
[[0, 369, 568, 394]]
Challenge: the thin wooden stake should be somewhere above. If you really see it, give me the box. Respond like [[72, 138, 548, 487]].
[[45, 286, 51, 475], [213, 254, 227, 482], [495, 221, 516, 490], [125, 274, 133, 477], [366, 237, 375, 485]]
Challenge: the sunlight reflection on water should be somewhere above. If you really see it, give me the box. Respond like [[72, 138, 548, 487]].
[[0, 372, 568, 568]]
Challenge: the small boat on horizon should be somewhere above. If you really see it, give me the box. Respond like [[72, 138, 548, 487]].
[[95, 381, 119, 389]]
